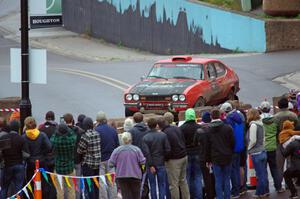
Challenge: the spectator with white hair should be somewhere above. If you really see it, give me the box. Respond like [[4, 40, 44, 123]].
[[109, 132, 146, 199]]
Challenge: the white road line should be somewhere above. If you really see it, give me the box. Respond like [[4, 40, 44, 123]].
[[53, 68, 129, 91]]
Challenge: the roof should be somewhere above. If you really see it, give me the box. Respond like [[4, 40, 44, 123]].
[[155, 56, 220, 64]]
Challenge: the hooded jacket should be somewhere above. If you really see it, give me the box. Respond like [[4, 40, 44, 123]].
[[129, 122, 149, 150], [180, 109, 202, 155], [23, 129, 52, 164], [262, 116, 277, 151], [282, 140, 300, 171], [224, 110, 245, 153], [207, 120, 235, 166]]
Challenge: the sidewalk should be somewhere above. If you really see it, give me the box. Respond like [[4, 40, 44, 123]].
[[0, 11, 299, 89]]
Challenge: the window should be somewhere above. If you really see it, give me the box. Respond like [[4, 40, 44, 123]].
[[207, 63, 216, 80], [215, 62, 226, 77]]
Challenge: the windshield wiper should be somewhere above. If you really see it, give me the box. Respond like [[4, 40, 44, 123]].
[[147, 75, 168, 80], [172, 76, 197, 80]]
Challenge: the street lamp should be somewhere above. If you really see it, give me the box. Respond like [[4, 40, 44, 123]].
[[20, 0, 32, 128]]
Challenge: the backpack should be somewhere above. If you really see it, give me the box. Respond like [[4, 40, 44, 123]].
[[262, 116, 277, 151]]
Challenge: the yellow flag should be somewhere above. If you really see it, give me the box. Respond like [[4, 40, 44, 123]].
[[50, 174, 58, 190], [93, 177, 100, 189], [106, 174, 113, 185], [27, 183, 33, 194], [65, 176, 72, 188]]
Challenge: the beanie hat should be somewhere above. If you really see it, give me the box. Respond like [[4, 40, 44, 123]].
[[278, 97, 288, 109], [9, 120, 20, 132], [123, 118, 134, 132], [83, 117, 94, 131], [220, 102, 232, 113], [96, 111, 107, 122], [58, 123, 69, 135], [260, 101, 271, 112], [201, 112, 211, 123], [77, 114, 86, 123], [185, 108, 196, 121]]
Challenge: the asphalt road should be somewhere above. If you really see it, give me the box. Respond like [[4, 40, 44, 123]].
[[1, 34, 297, 124]]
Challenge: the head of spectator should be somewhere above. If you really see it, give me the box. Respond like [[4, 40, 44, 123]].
[[96, 111, 107, 125], [201, 111, 211, 123], [63, 113, 74, 126], [0, 117, 9, 133], [123, 118, 134, 132], [260, 101, 271, 113], [220, 102, 233, 113], [185, 108, 196, 122], [24, 116, 40, 140], [57, 123, 69, 135], [278, 97, 289, 110], [157, 117, 166, 130], [164, 112, 174, 125], [133, 112, 143, 124], [76, 114, 86, 128], [9, 111, 20, 122], [82, 117, 94, 131], [9, 120, 20, 133], [147, 118, 158, 130], [211, 108, 221, 120], [121, 132, 132, 145], [45, 111, 55, 121], [246, 108, 261, 123]]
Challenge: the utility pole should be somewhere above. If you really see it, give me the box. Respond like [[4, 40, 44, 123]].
[[20, 0, 32, 128]]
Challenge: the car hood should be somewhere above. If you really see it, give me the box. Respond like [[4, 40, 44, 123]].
[[130, 80, 195, 95]]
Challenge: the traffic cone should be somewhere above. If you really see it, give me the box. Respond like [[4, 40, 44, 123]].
[[34, 160, 42, 199], [247, 155, 257, 190]]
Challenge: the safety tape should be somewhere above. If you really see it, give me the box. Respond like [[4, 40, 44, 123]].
[[0, 108, 20, 112]]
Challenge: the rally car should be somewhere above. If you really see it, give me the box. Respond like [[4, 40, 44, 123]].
[[123, 56, 239, 116]]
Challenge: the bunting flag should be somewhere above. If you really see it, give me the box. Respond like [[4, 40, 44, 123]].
[[110, 173, 115, 184], [86, 178, 92, 192], [99, 176, 107, 186], [42, 172, 50, 184], [72, 178, 78, 191], [27, 183, 33, 194], [93, 177, 100, 189], [106, 174, 113, 185], [80, 178, 85, 191], [57, 175, 63, 190], [50, 174, 58, 190], [23, 187, 30, 199], [65, 176, 72, 188]]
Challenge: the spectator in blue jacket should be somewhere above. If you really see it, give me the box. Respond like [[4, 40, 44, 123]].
[[95, 111, 119, 199], [220, 102, 245, 198]]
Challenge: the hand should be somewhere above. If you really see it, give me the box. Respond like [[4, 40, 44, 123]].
[[206, 162, 212, 168], [150, 166, 156, 174]]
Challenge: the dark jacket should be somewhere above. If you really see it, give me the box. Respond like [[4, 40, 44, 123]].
[[162, 125, 186, 160], [194, 127, 209, 166], [142, 129, 171, 167], [129, 122, 149, 150], [224, 110, 245, 153], [23, 130, 52, 164], [95, 123, 119, 161], [68, 125, 85, 164], [207, 120, 235, 166], [274, 109, 298, 137], [2, 131, 29, 167], [282, 140, 300, 171], [180, 120, 202, 155]]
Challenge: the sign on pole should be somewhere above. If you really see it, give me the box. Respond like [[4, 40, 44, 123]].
[[10, 48, 47, 84], [29, 0, 62, 29]]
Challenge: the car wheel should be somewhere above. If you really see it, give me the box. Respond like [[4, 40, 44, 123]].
[[125, 108, 135, 117], [227, 89, 236, 101], [194, 97, 206, 108]]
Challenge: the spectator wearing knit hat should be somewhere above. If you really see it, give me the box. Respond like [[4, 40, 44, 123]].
[[95, 111, 119, 199]]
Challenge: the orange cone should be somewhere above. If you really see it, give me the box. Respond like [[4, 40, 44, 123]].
[[34, 160, 42, 199], [247, 155, 257, 189]]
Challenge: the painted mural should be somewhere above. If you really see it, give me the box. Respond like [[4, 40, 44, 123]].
[[63, 0, 267, 54]]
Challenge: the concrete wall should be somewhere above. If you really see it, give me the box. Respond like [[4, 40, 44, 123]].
[[62, 0, 267, 54], [266, 19, 300, 51]]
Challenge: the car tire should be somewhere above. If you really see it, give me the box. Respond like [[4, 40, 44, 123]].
[[194, 97, 206, 108], [125, 107, 135, 117]]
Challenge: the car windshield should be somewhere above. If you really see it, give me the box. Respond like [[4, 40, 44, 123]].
[[147, 63, 204, 80]]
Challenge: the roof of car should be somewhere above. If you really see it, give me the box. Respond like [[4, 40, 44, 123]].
[[155, 56, 220, 64]]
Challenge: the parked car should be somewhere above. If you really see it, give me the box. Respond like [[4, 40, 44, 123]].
[[123, 56, 239, 117]]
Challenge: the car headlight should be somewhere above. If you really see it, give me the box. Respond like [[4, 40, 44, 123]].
[[133, 94, 139, 101], [179, 94, 186, 101], [172, 95, 179, 102], [126, 94, 133, 101]]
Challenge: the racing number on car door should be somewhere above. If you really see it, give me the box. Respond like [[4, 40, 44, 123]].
[[206, 63, 221, 102]]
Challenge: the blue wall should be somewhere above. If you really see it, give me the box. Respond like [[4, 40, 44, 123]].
[[97, 0, 266, 52]]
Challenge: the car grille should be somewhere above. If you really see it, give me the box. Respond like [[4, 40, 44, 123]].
[[140, 95, 170, 101]]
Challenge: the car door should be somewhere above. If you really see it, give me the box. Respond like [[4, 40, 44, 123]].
[[214, 62, 228, 100], [205, 62, 220, 103]]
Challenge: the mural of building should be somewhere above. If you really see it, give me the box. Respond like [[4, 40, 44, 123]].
[[62, 0, 267, 54]]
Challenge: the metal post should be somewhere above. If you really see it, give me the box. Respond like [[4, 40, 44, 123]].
[[20, 0, 32, 129]]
